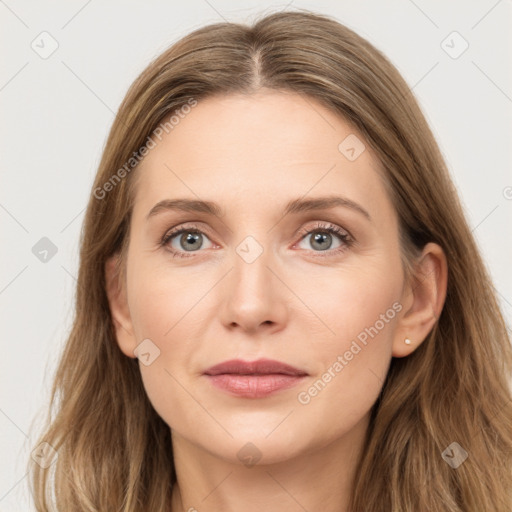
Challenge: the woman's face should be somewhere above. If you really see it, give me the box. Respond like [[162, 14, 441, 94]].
[[115, 90, 410, 465]]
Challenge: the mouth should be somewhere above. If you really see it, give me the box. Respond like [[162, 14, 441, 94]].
[[203, 358, 308, 398], [203, 358, 308, 377]]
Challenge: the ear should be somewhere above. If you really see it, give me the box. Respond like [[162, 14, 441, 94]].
[[105, 254, 137, 359], [393, 242, 448, 358]]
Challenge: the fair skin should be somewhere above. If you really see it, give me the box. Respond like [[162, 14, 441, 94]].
[[105, 90, 447, 512]]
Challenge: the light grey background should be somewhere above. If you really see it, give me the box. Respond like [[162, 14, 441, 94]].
[[1, 0, 511, 509]]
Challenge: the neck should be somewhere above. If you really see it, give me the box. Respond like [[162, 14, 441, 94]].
[[170, 414, 369, 512]]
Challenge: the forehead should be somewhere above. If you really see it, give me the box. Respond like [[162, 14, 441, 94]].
[[141, 90, 370, 167], [132, 90, 393, 222]]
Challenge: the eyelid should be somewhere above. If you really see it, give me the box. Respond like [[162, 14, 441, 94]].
[[294, 221, 351, 241], [161, 221, 212, 242]]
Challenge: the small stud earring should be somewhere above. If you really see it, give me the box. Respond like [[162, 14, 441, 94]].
[[404, 338, 412, 345]]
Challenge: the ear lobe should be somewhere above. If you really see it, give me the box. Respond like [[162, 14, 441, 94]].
[[104, 255, 137, 358], [393, 242, 448, 358]]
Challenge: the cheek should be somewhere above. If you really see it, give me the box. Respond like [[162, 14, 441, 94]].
[[292, 257, 402, 350], [125, 261, 215, 422], [128, 259, 203, 341], [290, 263, 400, 428]]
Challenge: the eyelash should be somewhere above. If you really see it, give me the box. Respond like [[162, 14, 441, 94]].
[[160, 221, 354, 259]]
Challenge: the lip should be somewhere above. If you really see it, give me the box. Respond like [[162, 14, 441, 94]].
[[203, 358, 308, 398], [204, 358, 308, 376]]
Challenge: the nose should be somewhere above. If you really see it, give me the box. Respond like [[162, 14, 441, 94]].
[[218, 241, 288, 335]]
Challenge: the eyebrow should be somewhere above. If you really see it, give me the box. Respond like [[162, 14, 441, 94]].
[[146, 196, 371, 221]]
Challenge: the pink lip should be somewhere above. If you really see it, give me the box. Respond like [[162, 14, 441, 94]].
[[203, 358, 308, 398]]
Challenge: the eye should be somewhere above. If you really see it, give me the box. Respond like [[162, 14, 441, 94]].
[[160, 221, 353, 259], [295, 222, 353, 255], [161, 224, 215, 257]]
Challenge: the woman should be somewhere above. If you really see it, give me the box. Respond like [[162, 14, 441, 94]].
[[29, 9, 512, 511]]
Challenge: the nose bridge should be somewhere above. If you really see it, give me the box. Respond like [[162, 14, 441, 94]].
[[232, 233, 274, 302], [218, 232, 287, 332]]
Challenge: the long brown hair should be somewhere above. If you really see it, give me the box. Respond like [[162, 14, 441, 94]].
[[28, 9, 512, 511]]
